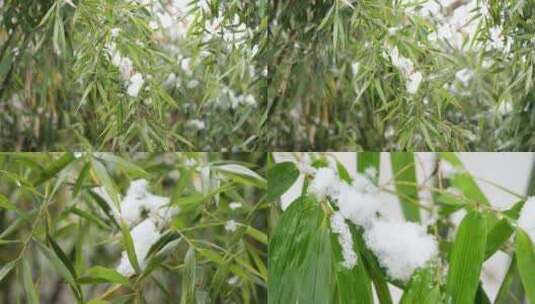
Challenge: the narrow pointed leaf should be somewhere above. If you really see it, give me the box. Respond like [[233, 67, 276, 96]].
[[515, 229, 535, 303], [446, 211, 487, 304]]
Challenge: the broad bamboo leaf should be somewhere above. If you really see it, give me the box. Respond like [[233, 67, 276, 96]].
[[390, 152, 420, 222], [494, 256, 525, 304], [353, 228, 393, 304], [267, 162, 299, 201], [269, 196, 335, 304], [446, 211, 487, 304], [515, 229, 535, 303], [485, 200, 525, 259], [400, 267, 441, 304], [331, 223, 373, 304]]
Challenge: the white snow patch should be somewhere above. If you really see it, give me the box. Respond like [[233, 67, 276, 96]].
[[364, 220, 438, 282], [117, 219, 161, 276], [330, 212, 358, 269]]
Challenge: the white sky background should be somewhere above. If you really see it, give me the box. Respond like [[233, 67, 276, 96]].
[[273, 152, 535, 303]]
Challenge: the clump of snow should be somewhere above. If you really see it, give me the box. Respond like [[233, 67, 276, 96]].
[[117, 219, 161, 276], [127, 73, 144, 97], [119, 179, 179, 227], [309, 167, 340, 200], [330, 212, 358, 269], [455, 69, 474, 86], [518, 197, 535, 243], [364, 220, 438, 282], [229, 202, 242, 210], [94, 179, 180, 276], [386, 46, 423, 94], [333, 182, 381, 229], [225, 219, 238, 232]]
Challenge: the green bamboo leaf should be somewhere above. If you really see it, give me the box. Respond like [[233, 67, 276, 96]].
[[91, 158, 121, 208], [494, 256, 525, 304], [72, 161, 91, 198], [515, 229, 535, 303], [390, 152, 420, 222], [22, 258, 39, 304], [269, 196, 335, 304], [357, 152, 380, 181], [46, 232, 78, 281], [213, 164, 267, 189], [78, 266, 130, 286], [180, 247, 197, 304], [439, 153, 489, 206], [353, 229, 393, 304], [267, 162, 299, 201], [331, 223, 373, 304], [35, 240, 82, 300], [97, 153, 150, 178], [32, 152, 75, 186], [485, 200, 525, 259], [0, 194, 16, 210], [69, 207, 110, 230], [120, 223, 141, 275], [400, 267, 441, 304], [0, 260, 16, 283], [336, 161, 353, 184], [446, 211, 487, 304]]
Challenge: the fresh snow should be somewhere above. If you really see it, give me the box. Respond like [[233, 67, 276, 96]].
[[330, 212, 358, 269], [364, 219, 438, 282], [117, 219, 161, 276]]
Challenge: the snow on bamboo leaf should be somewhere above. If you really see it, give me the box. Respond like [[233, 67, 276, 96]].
[[364, 220, 438, 282], [95, 179, 180, 276], [330, 212, 357, 269]]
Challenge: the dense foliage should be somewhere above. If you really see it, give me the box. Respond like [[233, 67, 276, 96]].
[[0, 152, 267, 303], [268, 1, 535, 150], [268, 152, 535, 303], [0, 0, 267, 151]]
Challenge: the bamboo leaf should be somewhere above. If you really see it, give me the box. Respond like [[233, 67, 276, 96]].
[[22, 258, 39, 304], [78, 266, 130, 286], [268, 196, 335, 304], [180, 247, 197, 304], [213, 164, 267, 189], [446, 211, 487, 304], [0, 194, 16, 211], [120, 223, 141, 275], [357, 152, 380, 181], [331, 223, 373, 304], [91, 158, 121, 208], [390, 152, 420, 222], [494, 256, 525, 304], [267, 162, 299, 201], [0, 260, 16, 283], [515, 229, 535, 303], [400, 267, 441, 304]]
